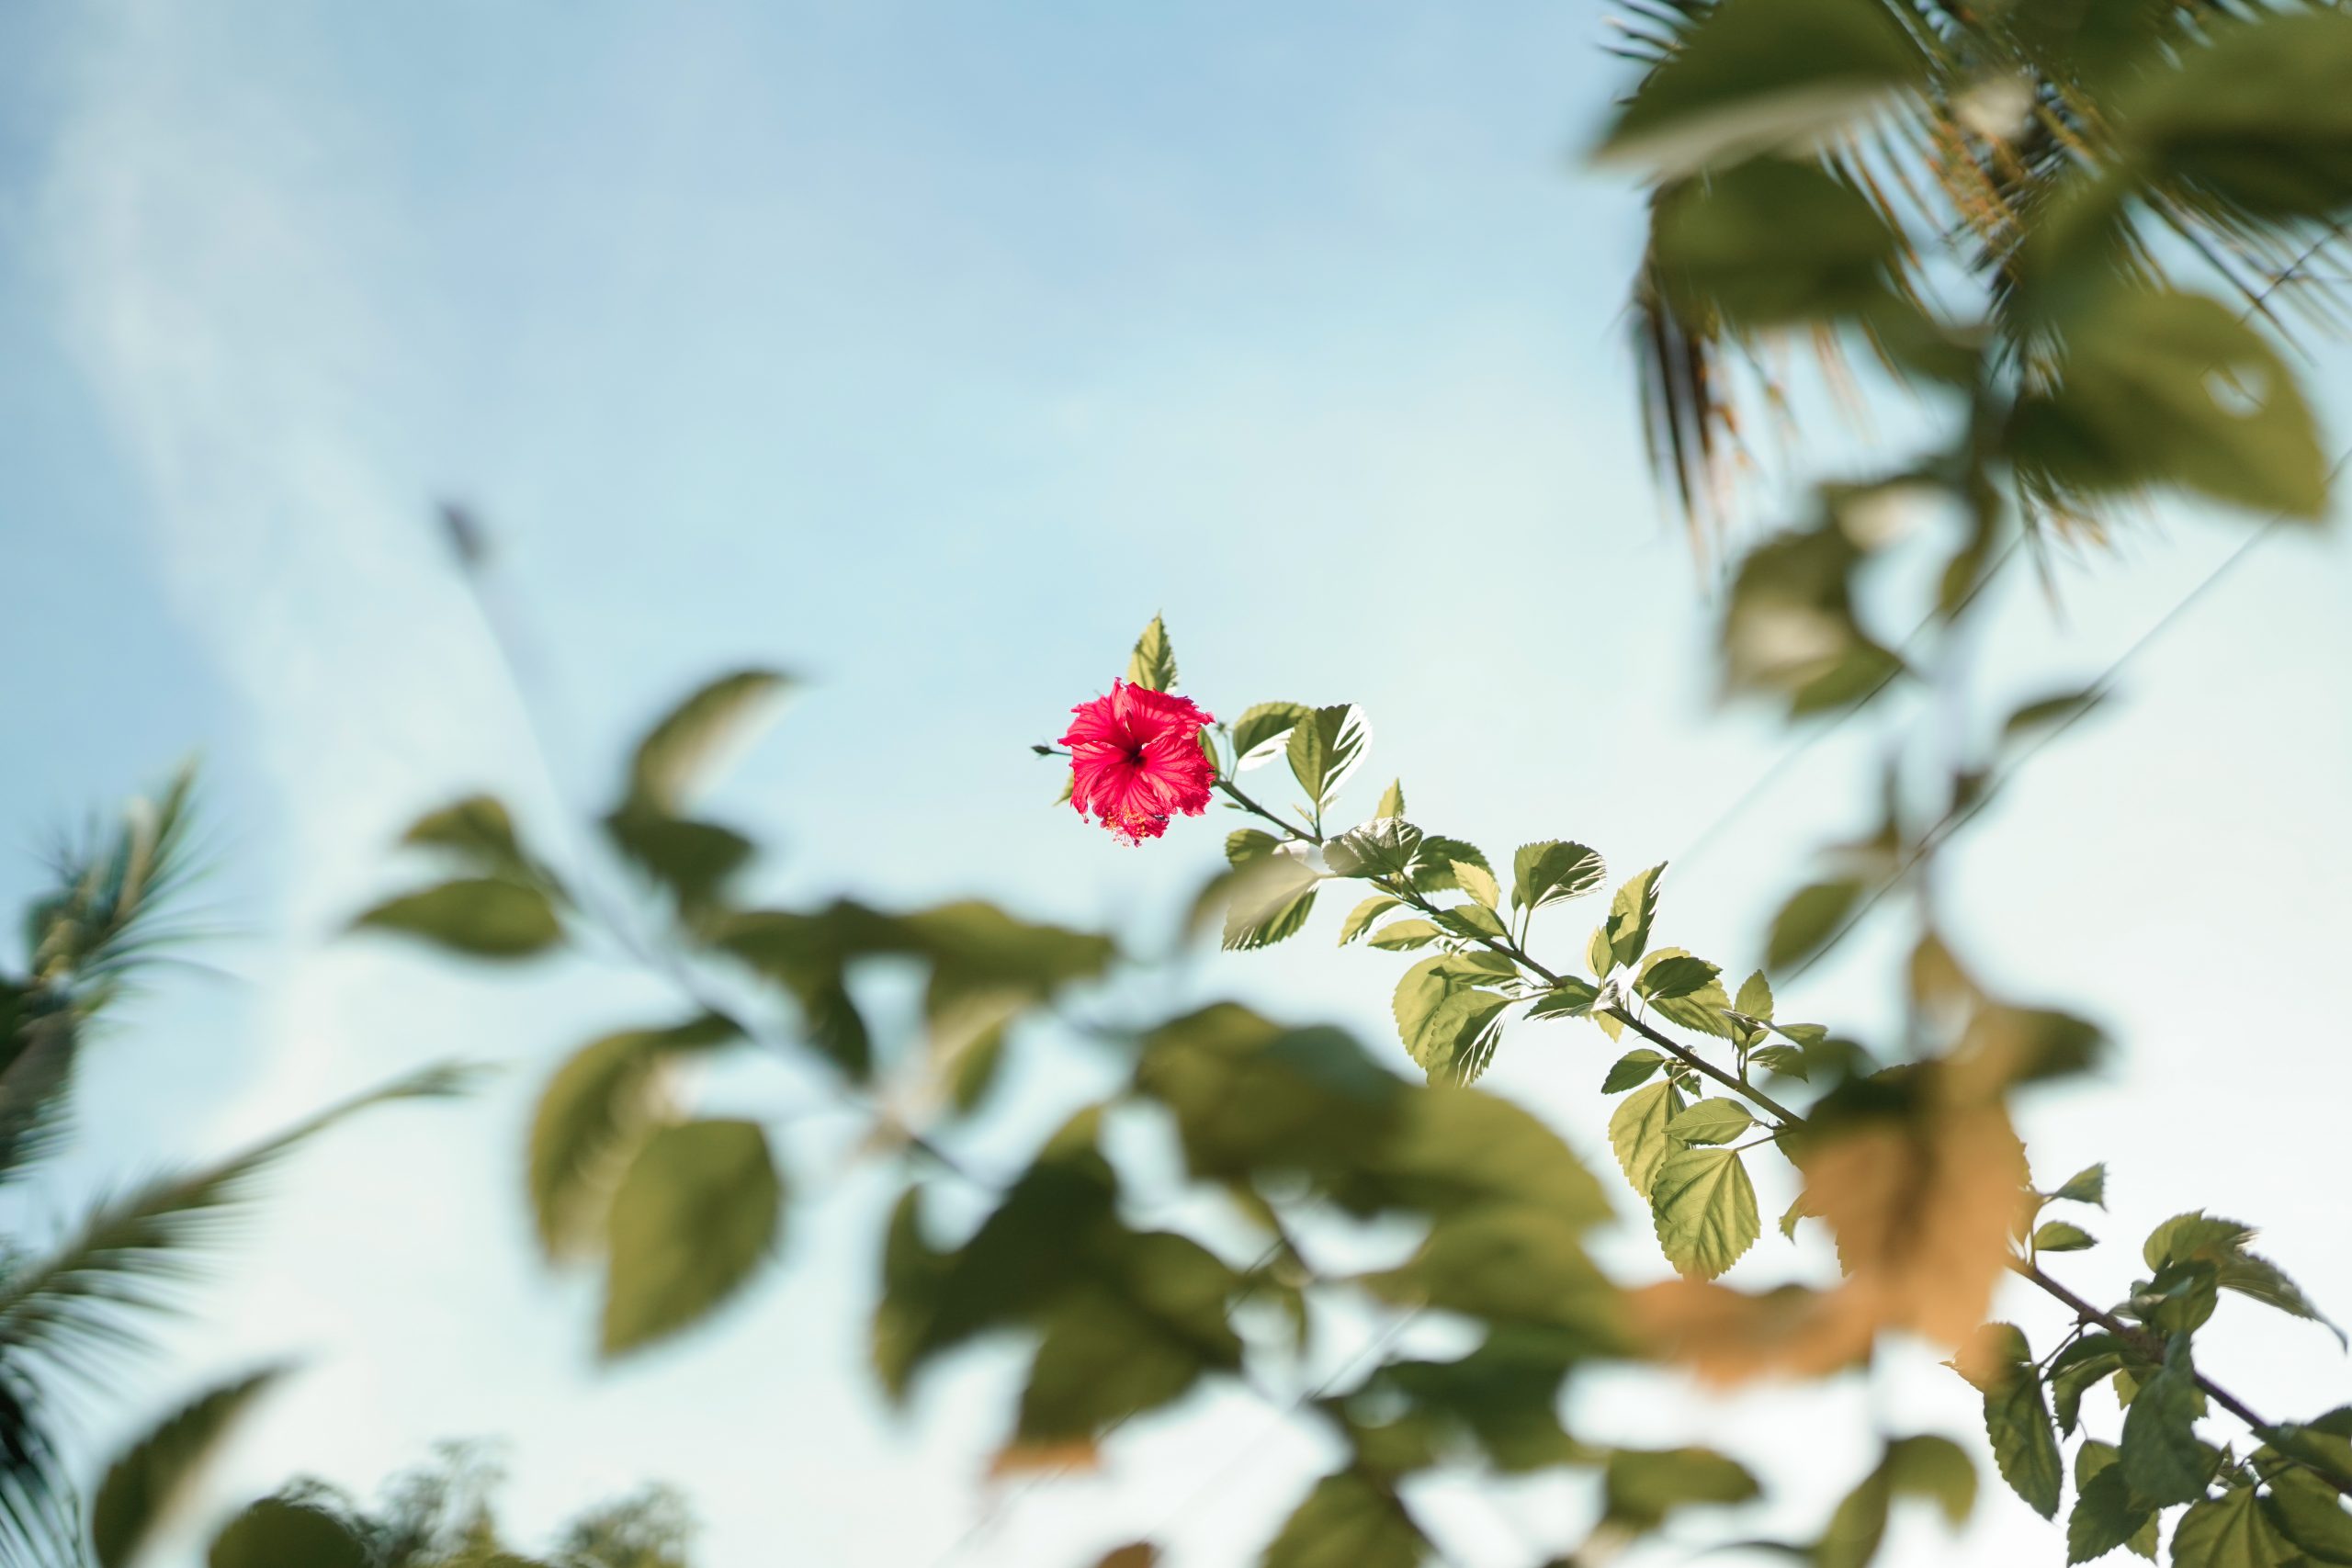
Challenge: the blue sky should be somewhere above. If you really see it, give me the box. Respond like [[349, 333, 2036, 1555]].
[[5, 2, 2352, 1564]]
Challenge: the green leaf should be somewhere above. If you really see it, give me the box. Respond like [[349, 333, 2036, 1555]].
[[1375, 778, 1406, 817], [1971, 1324, 2064, 1518], [2115, 10, 2352, 227], [1526, 977, 1600, 1020], [1232, 702, 1314, 770], [1339, 895, 1403, 946], [1734, 968, 1773, 1021], [2173, 1486, 2299, 1568], [1766, 879, 1862, 971], [1367, 919, 1443, 952], [1510, 841, 1606, 913], [1886, 1433, 1977, 1527], [627, 669, 790, 813], [1602, 1446, 1759, 1529], [2036, 1222, 2098, 1254], [1408, 837, 1493, 896], [1126, 615, 1178, 692], [2005, 691, 2105, 745], [1452, 860, 1501, 909], [1324, 819, 1424, 880], [1593, 0, 1927, 175], [1434, 903, 1509, 943], [1012, 1233, 1243, 1450], [401, 794, 534, 880], [2051, 1335, 2130, 1436], [603, 807, 754, 911], [527, 1015, 741, 1261], [93, 1368, 288, 1568], [2010, 289, 2328, 522], [1221, 856, 1321, 952], [1609, 1081, 1685, 1201], [1362, 1206, 1616, 1334], [1260, 1469, 1425, 1568], [1091, 1546, 1159, 1568], [1647, 157, 1905, 330], [601, 1119, 783, 1357], [208, 1500, 370, 1568], [1636, 952, 1720, 1002], [2264, 1468, 2352, 1566], [1409, 989, 1510, 1086], [1227, 829, 1282, 865], [1650, 1145, 1759, 1279], [1286, 705, 1371, 811], [2144, 1212, 2345, 1347], [354, 877, 561, 960], [2053, 1164, 2109, 1208], [1601, 1051, 1668, 1095], [1604, 864, 1666, 971], [1390, 955, 1511, 1077], [1666, 1098, 1756, 1146], [2120, 1347, 2207, 1506], [1134, 1006, 1404, 1185], [2068, 1441, 2154, 1565]]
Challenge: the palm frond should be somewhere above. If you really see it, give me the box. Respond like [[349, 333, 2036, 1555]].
[[25, 763, 209, 1019]]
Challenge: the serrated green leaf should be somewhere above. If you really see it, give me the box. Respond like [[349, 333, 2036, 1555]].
[[1605, 864, 1665, 971], [1750, 1044, 1809, 1080], [1221, 855, 1321, 951], [1368, 919, 1443, 952], [2264, 1468, 2352, 1565], [1408, 837, 1491, 896], [1666, 1098, 1756, 1146], [1609, 1080, 1685, 1201], [1339, 895, 1403, 946], [601, 1119, 783, 1357], [93, 1369, 288, 1568], [2036, 1222, 2098, 1254], [628, 669, 790, 813], [2053, 1164, 2109, 1208], [1324, 818, 1424, 880], [2068, 1442, 2154, 1565], [1651, 1145, 1758, 1279], [1287, 705, 1371, 811], [2051, 1335, 2130, 1436], [1510, 841, 1606, 913], [1527, 977, 1601, 1020], [2173, 1485, 2299, 1568], [1126, 615, 1178, 692], [1766, 878, 1862, 971], [1232, 702, 1314, 770], [1375, 778, 1406, 817], [1637, 951, 1721, 1002], [1435, 903, 1510, 942], [354, 877, 561, 960], [1453, 860, 1501, 909], [1971, 1323, 2064, 1518], [1734, 969, 1773, 1021], [1602, 1051, 1668, 1094], [2120, 1352, 2206, 1506]]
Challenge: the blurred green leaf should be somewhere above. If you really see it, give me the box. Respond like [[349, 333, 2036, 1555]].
[[1766, 880, 1863, 972], [401, 795, 537, 882], [208, 1500, 370, 1568], [355, 878, 561, 960], [2116, 10, 2352, 225], [1134, 1006, 1403, 1186], [1595, 0, 1925, 175], [603, 807, 754, 912], [1126, 615, 1178, 693], [1220, 856, 1320, 952], [627, 669, 790, 814], [528, 1015, 740, 1261], [1363, 1206, 1617, 1335], [1603, 1446, 1759, 1529], [601, 1119, 783, 1358], [92, 1367, 288, 1568], [1649, 157, 1905, 329], [2011, 289, 2328, 521], [1261, 1469, 1425, 1568], [1227, 829, 1282, 865]]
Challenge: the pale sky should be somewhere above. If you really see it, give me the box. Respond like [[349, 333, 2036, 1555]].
[[4, 3, 2350, 1565]]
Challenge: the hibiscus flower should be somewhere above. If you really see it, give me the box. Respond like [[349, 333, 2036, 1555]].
[[1060, 680, 1217, 844]]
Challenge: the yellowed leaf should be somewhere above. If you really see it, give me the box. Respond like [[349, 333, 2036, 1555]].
[[988, 1438, 1102, 1479], [1628, 1278, 1880, 1386]]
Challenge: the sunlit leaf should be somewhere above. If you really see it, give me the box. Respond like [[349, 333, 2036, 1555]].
[[1510, 841, 1606, 913], [1233, 703, 1314, 771], [1286, 705, 1372, 811], [1651, 1145, 1759, 1279], [1609, 1080, 1685, 1201], [1126, 615, 1178, 693]]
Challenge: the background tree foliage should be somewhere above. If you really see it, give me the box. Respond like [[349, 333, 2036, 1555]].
[[356, 2, 2352, 1562]]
